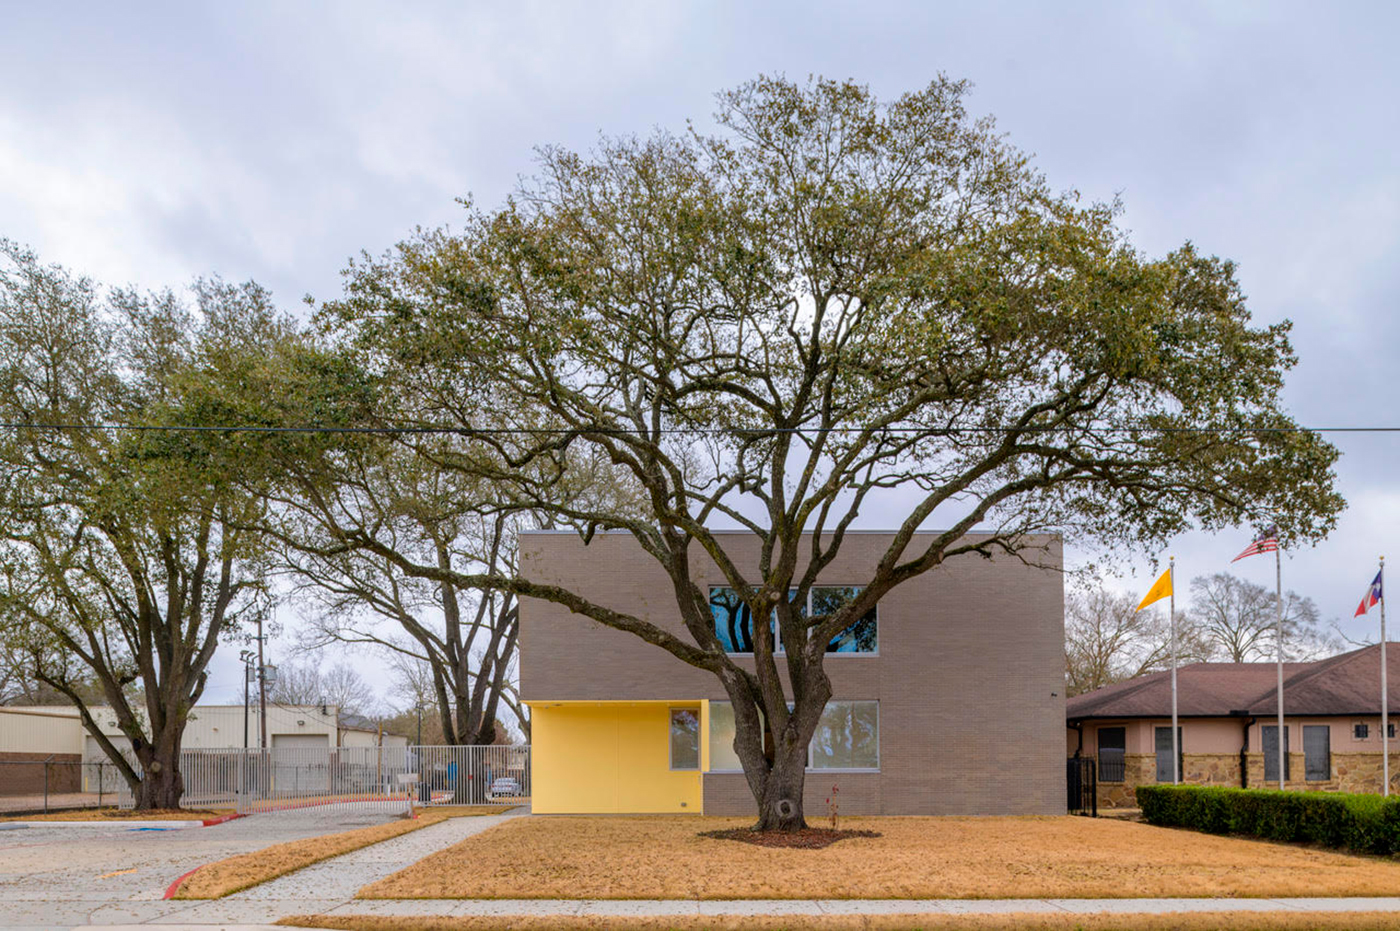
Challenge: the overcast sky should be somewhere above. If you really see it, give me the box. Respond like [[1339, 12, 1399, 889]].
[[3, 1, 1398, 709]]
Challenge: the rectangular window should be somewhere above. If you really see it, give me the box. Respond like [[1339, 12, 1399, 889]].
[[1262, 725, 1291, 782], [810, 700, 879, 770], [1391, 723, 1397, 740], [707, 701, 742, 772], [1304, 725, 1330, 781], [710, 588, 759, 653], [1154, 726, 1183, 783], [669, 708, 700, 770], [811, 587, 878, 654], [710, 586, 875, 654], [1354, 723, 1370, 740], [1097, 727, 1126, 782], [707, 700, 878, 771]]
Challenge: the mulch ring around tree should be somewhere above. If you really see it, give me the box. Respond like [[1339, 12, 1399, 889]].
[[698, 826, 882, 849]]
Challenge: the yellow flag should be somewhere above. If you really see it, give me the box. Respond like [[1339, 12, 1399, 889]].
[[1136, 568, 1173, 612]]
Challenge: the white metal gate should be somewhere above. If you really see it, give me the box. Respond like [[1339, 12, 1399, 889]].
[[115, 744, 529, 813], [411, 745, 531, 805]]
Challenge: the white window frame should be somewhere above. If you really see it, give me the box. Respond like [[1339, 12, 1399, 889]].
[[668, 707, 701, 771], [708, 585, 878, 657]]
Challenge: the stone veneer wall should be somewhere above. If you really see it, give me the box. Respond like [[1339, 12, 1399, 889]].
[[1093, 750, 1400, 804], [1325, 752, 1400, 795], [1091, 752, 1243, 808]]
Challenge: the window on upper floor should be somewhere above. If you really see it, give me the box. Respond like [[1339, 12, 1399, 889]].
[[708, 586, 877, 654]]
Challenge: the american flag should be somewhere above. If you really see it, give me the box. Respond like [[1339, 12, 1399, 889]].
[[1231, 526, 1279, 563]]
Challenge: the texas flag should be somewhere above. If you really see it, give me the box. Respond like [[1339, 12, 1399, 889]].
[[1356, 570, 1384, 617]]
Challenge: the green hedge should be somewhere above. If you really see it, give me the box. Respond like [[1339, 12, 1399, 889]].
[[1136, 784, 1400, 855]]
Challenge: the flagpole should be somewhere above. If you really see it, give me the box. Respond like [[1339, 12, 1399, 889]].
[[1276, 544, 1285, 791], [1382, 556, 1389, 798], [1170, 555, 1179, 785]]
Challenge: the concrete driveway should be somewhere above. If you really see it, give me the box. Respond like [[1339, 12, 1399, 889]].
[[0, 808, 399, 930]]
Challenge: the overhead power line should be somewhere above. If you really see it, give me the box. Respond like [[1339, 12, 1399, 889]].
[[0, 422, 1396, 437]]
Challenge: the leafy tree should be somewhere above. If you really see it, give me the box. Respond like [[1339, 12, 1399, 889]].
[[0, 241, 281, 809], [1188, 572, 1336, 663], [320, 76, 1343, 830]]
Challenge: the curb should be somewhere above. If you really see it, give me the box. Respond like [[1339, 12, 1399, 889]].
[[162, 866, 202, 900]]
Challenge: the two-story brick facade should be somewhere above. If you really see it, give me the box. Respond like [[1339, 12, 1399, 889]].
[[519, 530, 1065, 816]]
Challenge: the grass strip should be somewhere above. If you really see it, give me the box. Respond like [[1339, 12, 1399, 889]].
[[356, 815, 1400, 900], [174, 805, 502, 899], [278, 912, 1400, 931], [0, 807, 228, 822]]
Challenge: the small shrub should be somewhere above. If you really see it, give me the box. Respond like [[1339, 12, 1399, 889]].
[[1136, 784, 1400, 855]]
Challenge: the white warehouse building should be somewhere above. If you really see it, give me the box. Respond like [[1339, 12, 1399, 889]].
[[0, 704, 409, 765]]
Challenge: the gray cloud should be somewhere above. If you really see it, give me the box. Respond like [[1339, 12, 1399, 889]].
[[3, 0, 1398, 698]]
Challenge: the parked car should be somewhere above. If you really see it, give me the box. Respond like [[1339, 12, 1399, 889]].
[[489, 776, 522, 797]]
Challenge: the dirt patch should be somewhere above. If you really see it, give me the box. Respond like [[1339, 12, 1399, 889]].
[[356, 815, 1400, 900], [173, 806, 501, 899], [279, 911, 1400, 931], [699, 827, 881, 849], [0, 807, 227, 822]]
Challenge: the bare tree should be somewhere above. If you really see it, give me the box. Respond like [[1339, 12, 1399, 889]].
[[1064, 579, 1210, 695], [1189, 572, 1338, 662], [261, 442, 527, 746], [268, 660, 379, 717]]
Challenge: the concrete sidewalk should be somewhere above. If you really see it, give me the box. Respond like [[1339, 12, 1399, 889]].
[[68, 897, 1400, 929]]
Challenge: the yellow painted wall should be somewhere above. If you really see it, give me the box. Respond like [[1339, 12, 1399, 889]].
[[530, 702, 703, 814]]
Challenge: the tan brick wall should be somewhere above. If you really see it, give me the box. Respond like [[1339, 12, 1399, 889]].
[[704, 772, 884, 817], [0, 751, 83, 795], [520, 531, 1065, 816]]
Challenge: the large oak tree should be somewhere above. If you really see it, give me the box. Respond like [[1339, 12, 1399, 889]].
[[0, 242, 281, 808], [321, 76, 1343, 829]]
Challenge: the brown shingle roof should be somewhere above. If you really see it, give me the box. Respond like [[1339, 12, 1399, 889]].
[[1067, 643, 1400, 721]]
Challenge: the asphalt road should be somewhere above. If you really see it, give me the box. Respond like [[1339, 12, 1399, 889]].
[[0, 808, 397, 930]]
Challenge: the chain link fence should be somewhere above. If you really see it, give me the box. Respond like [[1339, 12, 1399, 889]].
[[0, 758, 123, 814]]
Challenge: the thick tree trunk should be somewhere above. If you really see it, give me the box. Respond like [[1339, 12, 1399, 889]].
[[753, 740, 809, 832], [133, 756, 185, 810]]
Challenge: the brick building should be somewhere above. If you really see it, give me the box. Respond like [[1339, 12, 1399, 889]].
[[1067, 644, 1400, 807], [519, 530, 1065, 816]]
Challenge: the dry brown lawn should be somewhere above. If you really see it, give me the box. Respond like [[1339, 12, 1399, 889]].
[[0, 807, 229, 822], [357, 815, 1400, 900], [279, 912, 1400, 931], [173, 806, 501, 899]]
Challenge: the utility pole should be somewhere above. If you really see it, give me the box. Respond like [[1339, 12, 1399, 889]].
[[257, 616, 268, 751], [239, 650, 255, 750]]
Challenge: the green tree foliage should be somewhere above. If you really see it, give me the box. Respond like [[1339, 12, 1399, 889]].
[[0, 241, 283, 808], [320, 76, 1341, 829]]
